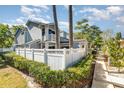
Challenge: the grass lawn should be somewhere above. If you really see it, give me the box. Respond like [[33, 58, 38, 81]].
[[0, 66, 27, 88]]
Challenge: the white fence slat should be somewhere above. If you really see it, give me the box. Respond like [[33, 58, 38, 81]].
[[0, 48, 12, 53], [16, 48, 87, 70]]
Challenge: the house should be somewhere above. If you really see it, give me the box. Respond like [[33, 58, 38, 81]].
[[15, 20, 87, 49]]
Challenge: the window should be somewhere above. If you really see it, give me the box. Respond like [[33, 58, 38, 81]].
[[42, 28, 45, 36], [21, 31, 24, 35], [28, 24, 33, 30], [49, 29, 55, 34]]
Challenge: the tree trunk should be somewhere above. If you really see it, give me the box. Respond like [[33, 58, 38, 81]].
[[52, 5, 60, 49], [69, 5, 73, 48]]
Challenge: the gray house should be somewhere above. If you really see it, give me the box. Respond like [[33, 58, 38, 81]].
[[15, 20, 87, 49]]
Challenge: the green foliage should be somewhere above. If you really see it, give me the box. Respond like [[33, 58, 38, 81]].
[[106, 38, 124, 72], [11, 25, 25, 34], [0, 24, 25, 48], [115, 32, 122, 40], [74, 32, 83, 39], [0, 24, 14, 48], [3, 52, 93, 88], [75, 19, 103, 48]]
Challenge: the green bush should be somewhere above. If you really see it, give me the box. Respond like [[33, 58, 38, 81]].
[[3, 52, 93, 88], [0, 54, 6, 67]]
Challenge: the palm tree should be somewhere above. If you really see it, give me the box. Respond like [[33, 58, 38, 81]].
[[52, 5, 59, 49], [69, 5, 73, 48]]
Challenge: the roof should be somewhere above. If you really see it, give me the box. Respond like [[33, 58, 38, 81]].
[[26, 20, 55, 27], [26, 20, 46, 26], [25, 39, 41, 45]]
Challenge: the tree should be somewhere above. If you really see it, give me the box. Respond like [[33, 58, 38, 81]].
[[101, 29, 113, 55], [101, 29, 113, 43], [0, 24, 14, 48], [11, 25, 25, 34], [68, 5, 73, 48], [115, 32, 122, 40], [52, 5, 60, 49], [74, 32, 82, 39], [107, 38, 123, 72], [75, 19, 102, 49]]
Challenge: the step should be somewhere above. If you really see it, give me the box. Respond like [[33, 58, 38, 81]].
[[106, 75, 124, 88]]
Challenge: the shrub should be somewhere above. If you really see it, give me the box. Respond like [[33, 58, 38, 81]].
[[3, 52, 93, 88], [0, 54, 6, 67]]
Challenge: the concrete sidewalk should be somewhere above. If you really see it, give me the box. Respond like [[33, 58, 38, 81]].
[[107, 75, 124, 87], [92, 60, 114, 88]]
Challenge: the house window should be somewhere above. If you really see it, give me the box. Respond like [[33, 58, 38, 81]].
[[42, 28, 45, 36], [49, 29, 55, 34], [21, 32, 24, 35], [28, 24, 33, 30]]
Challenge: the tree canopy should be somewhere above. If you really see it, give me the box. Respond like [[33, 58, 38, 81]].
[[0, 24, 13, 48], [75, 19, 103, 48], [11, 25, 24, 34], [115, 32, 122, 40], [0, 24, 24, 48]]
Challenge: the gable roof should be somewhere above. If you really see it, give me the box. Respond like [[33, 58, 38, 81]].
[[26, 20, 56, 27], [26, 20, 46, 26]]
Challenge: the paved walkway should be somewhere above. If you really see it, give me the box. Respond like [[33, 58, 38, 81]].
[[92, 51, 124, 88], [91, 60, 114, 88]]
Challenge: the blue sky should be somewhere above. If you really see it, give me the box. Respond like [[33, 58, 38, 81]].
[[0, 5, 124, 36]]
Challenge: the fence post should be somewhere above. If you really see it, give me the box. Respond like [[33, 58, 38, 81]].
[[24, 48, 26, 58], [19, 48, 20, 55], [32, 48, 34, 61], [44, 48, 47, 64], [62, 48, 66, 70], [70, 48, 73, 63]]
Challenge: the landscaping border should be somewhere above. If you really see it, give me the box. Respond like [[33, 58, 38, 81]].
[[3, 52, 94, 88]]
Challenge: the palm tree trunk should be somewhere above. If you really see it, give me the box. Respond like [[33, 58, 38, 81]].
[[69, 5, 73, 48], [52, 5, 59, 49]]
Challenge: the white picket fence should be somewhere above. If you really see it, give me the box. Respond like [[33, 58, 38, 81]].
[[0, 48, 13, 53], [16, 48, 87, 70]]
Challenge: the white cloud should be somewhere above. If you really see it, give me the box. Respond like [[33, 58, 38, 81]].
[[80, 8, 110, 20], [20, 5, 50, 24], [107, 6, 123, 15], [21, 6, 33, 16], [79, 6, 124, 21], [29, 15, 49, 23], [33, 8, 41, 13], [32, 5, 49, 11], [15, 17, 26, 24], [59, 21, 69, 29], [116, 16, 124, 23], [46, 15, 51, 20], [21, 6, 42, 16], [64, 5, 68, 10], [16, 18, 24, 24], [116, 24, 121, 28]]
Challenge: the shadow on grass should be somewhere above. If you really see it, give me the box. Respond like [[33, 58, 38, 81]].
[[0, 65, 7, 69], [0, 53, 8, 69]]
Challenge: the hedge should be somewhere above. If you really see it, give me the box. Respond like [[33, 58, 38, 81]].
[[3, 52, 93, 88], [0, 54, 6, 67]]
